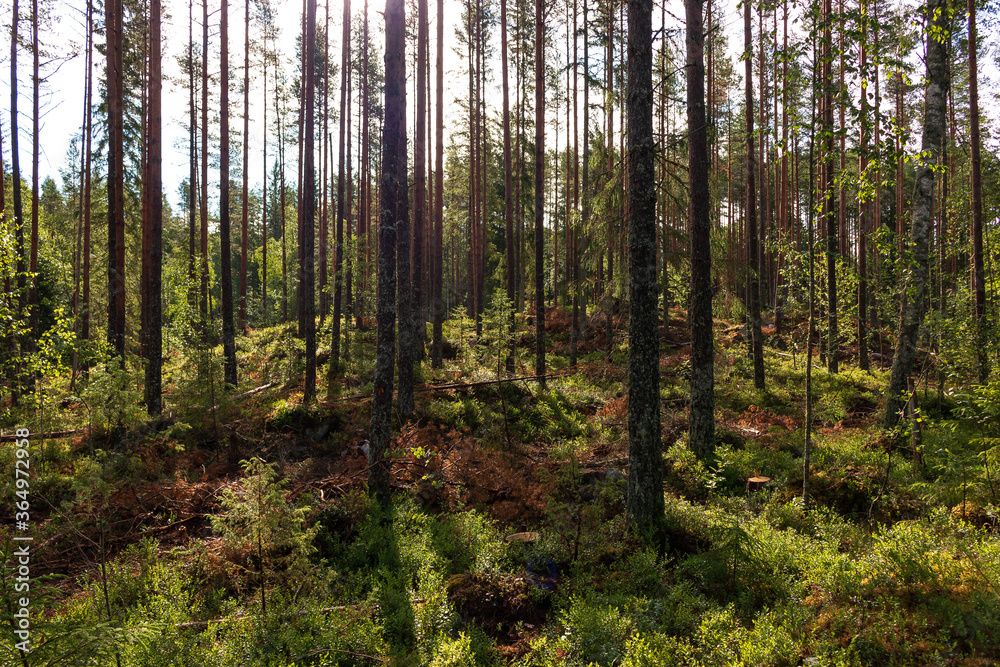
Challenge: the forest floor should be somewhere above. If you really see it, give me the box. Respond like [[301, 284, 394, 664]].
[[3, 306, 1000, 666]]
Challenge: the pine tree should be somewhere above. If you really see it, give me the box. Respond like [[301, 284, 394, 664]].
[[533, 0, 545, 385], [371, 0, 407, 501], [220, 0, 239, 387], [626, 0, 663, 534], [144, 0, 163, 414], [301, 0, 317, 401], [688, 0, 714, 461]]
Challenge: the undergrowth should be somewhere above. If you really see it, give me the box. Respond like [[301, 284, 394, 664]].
[[2, 319, 999, 666]]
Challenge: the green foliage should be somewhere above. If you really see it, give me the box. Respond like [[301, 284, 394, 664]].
[[209, 458, 320, 604], [431, 511, 511, 575], [662, 441, 722, 499], [263, 324, 305, 386], [79, 355, 147, 434], [429, 632, 477, 667], [480, 289, 516, 379], [555, 595, 634, 666]]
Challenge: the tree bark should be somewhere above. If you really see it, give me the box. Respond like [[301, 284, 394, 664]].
[[201, 0, 210, 327], [371, 0, 406, 502], [221, 0, 239, 387], [320, 0, 329, 325], [502, 0, 515, 374], [858, 6, 869, 371], [688, 0, 714, 461], [884, 0, 948, 429], [302, 0, 318, 401], [823, 0, 838, 374], [534, 0, 546, 386], [432, 0, 445, 368], [239, 0, 250, 332], [626, 0, 664, 534], [9, 0, 25, 404], [745, 0, 764, 389], [143, 0, 163, 415], [969, 0, 988, 383], [107, 0, 125, 359], [188, 0, 198, 321], [331, 0, 350, 379], [262, 33, 267, 326], [414, 0, 427, 369], [29, 0, 39, 356], [396, 0, 414, 418], [82, 0, 94, 376]]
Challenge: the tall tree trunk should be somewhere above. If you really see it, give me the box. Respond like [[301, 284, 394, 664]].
[[580, 0, 589, 339], [534, 0, 546, 385], [570, 0, 580, 367], [188, 0, 198, 319], [894, 65, 904, 294], [871, 8, 881, 336], [432, 0, 444, 368], [502, 0, 514, 373], [296, 0, 306, 337], [221, 0, 239, 387], [239, 0, 250, 332], [262, 41, 268, 326], [320, 0, 330, 325], [395, 0, 414, 418], [201, 0, 210, 327], [804, 27, 819, 502], [858, 4, 869, 371], [302, 0, 317, 401], [107, 0, 125, 359], [883, 0, 949, 428], [824, 0, 838, 374], [9, 0, 25, 405], [82, 0, 94, 376], [145, 0, 163, 414], [414, 0, 427, 368], [475, 0, 485, 333], [279, 85, 288, 322], [775, 0, 789, 335], [141, 17, 150, 375], [331, 0, 351, 380], [29, 0, 38, 355], [361, 0, 370, 324], [969, 0, 988, 382], [626, 0, 664, 534], [346, 36, 355, 355], [745, 0, 764, 389], [688, 0, 714, 461], [371, 0, 406, 502]]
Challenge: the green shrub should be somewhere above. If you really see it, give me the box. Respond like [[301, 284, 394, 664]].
[[429, 632, 477, 667], [555, 595, 634, 666], [662, 441, 722, 500]]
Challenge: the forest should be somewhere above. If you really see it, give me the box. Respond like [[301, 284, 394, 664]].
[[2, 0, 1000, 662]]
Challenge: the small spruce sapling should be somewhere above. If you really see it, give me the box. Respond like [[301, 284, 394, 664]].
[[483, 290, 516, 447], [210, 458, 319, 617]]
